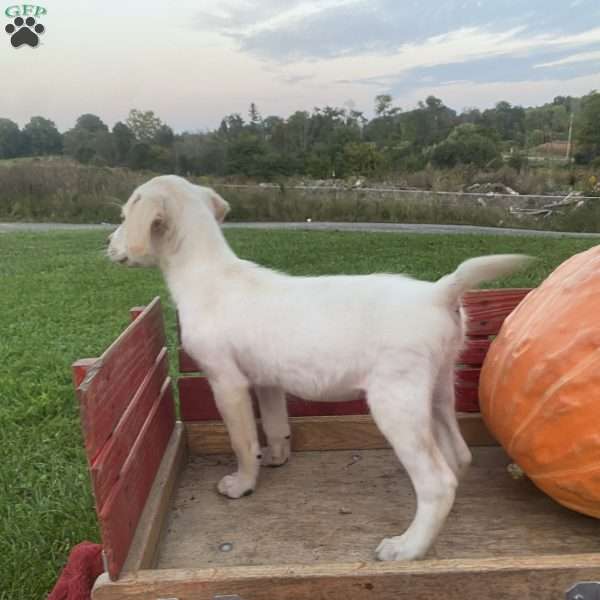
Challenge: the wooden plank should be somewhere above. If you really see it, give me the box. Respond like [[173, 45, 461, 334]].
[[99, 380, 176, 580], [93, 554, 600, 600], [463, 288, 530, 336], [77, 297, 166, 461], [179, 370, 483, 421], [90, 348, 169, 511], [179, 376, 370, 421], [287, 396, 368, 417], [72, 358, 98, 388], [121, 422, 187, 574], [178, 376, 216, 421], [158, 447, 600, 569], [458, 337, 491, 366], [179, 347, 200, 372], [129, 306, 145, 321], [455, 367, 480, 412], [185, 413, 496, 455]]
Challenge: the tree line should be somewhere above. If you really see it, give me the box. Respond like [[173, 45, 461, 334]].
[[2, 92, 600, 178]]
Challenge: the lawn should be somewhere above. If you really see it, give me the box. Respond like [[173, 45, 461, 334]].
[[0, 228, 597, 599]]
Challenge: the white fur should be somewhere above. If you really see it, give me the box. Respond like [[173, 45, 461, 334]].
[[107, 175, 530, 561]]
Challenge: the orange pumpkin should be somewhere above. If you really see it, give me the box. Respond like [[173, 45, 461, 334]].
[[479, 244, 600, 518]]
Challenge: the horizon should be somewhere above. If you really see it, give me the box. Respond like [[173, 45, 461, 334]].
[[3, 1, 600, 132]]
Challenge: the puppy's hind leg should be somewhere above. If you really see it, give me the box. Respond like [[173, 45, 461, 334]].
[[367, 367, 458, 561], [256, 386, 291, 467], [433, 363, 472, 480], [212, 381, 261, 499]]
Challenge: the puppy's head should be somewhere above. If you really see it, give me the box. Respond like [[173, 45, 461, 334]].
[[107, 175, 230, 267]]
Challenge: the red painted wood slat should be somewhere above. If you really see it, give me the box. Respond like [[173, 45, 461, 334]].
[[99, 380, 175, 580], [459, 337, 491, 366], [72, 358, 98, 388], [178, 368, 483, 421], [179, 347, 201, 373], [463, 288, 530, 336], [90, 349, 169, 511], [129, 306, 145, 321], [455, 368, 481, 412], [178, 376, 216, 421], [76, 297, 166, 462]]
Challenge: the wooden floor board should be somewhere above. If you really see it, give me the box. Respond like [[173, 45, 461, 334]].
[[156, 447, 600, 569]]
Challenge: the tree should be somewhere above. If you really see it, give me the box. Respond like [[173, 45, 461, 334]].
[[22, 116, 62, 155], [287, 111, 310, 152], [263, 116, 286, 149], [112, 122, 135, 164], [219, 114, 245, 140], [64, 113, 114, 164], [575, 92, 600, 163], [63, 128, 95, 163], [75, 113, 108, 133], [528, 129, 545, 147], [482, 101, 525, 143], [126, 109, 163, 142], [0, 118, 22, 158], [343, 142, 384, 175], [553, 95, 579, 114], [174, 132, 226, 175], [399, 96, 456, 148], [225, 133, 267, 177], [431, 124, 499, 168], [128, 142, 154, 170], [460, 108, 483, 125], [91, 131, 116, 165], [248, 103, 262, 127], [154, 124, 174, 147], [375, 94, 399, 117]]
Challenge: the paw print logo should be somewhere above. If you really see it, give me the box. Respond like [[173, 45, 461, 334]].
[[5, 16, 45, 48]]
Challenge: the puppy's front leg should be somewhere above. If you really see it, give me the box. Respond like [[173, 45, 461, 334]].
[[212, 383, 261, 498], [256, 386, 291, 467]]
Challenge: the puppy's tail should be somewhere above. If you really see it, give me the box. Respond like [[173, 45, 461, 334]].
[[433, 254, 533, 306]]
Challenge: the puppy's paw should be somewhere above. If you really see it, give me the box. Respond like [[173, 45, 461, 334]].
[[375, 535, 425, 561], [217, 473, 256, 499], [261, 438, 291, 467]]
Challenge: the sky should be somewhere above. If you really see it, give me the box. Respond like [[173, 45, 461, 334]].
[[2, 0, 600, 132]]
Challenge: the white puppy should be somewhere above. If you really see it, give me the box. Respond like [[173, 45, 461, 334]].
[[107, 175, 529, 561]]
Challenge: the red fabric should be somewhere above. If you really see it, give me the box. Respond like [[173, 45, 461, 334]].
[[48, 542, 103, 600]]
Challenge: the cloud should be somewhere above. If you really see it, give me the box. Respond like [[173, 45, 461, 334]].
[[282, 25, 600, 90], [194, 0, 600, 61], [535, 49, 600, 68], [281, 73, 315, 85], [195, 0, 363, 41], [191, 0, 600, 100]]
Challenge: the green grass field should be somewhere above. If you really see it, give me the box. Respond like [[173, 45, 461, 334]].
[[0, 228, 598, 599]]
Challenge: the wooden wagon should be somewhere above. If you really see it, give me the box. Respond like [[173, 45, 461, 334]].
[[71, 290, 600, 600]]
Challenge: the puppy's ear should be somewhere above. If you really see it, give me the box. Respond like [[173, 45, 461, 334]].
[[126, 195, 167, 257], [209, 190, 230, 223]]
